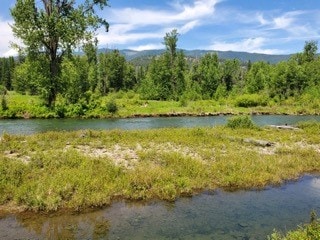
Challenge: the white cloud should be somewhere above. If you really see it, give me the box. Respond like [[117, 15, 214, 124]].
[[101, 0, 221, 47], [256, 13, 268, 26], [109, 0, 220, 25], [97, 24, 164, 47], [272, 11, 304, 30], [3, 48, 18, 57], [210, 38, 284, 54], [0, 18, 17, 57], [128, 43, 164, 51], [180, 20, 200, 34]]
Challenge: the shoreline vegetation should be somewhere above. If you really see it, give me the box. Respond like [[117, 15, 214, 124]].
[[0, 91, 319, 120]]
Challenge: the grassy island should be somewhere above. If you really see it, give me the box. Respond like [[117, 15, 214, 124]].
[[1, 119, 320, 213]]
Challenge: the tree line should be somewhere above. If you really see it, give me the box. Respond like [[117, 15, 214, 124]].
[[1, 0, 319, 112], [2, 32, 319, 107]]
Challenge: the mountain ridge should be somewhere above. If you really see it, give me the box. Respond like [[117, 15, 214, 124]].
[[98, 48, 292, 64]]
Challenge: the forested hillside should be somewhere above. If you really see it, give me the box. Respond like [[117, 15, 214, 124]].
[[98, 48, 291, 64]]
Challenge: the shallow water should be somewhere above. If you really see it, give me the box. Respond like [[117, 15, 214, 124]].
[[1, 176, 320, 239], [1, 114, 320, 135]]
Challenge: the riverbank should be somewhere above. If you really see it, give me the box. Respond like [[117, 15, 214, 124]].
[[1, 91, 319, 119], [1, 121, 320, 213]]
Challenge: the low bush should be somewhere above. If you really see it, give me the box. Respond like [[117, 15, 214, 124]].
[[106, 99, 118, 114], [234, 94, 268, 107], [226, 115, 256, 129]]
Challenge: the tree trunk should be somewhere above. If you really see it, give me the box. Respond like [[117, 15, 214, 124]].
[[48, 53, 59, 107]]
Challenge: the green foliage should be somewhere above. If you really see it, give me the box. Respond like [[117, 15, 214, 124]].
[[214, 84, 228, 100], [1, 125, 320, 211], [221, 59, 242, 91], [234, 94, 268, 107], [1, 95, 8, 111], [190, 53, 221, 98], [297, 121, 320, 133], [106, 99, 118, 114], [245, 61, 271, 93], [61, 57, 90, 104], [268, 211, 320, 240], [11, 0, 109, 106], [54, 94, 67, 118], [226, 115, 256, 129], [13, 57, 50, 96], [139, 30, 186, 100], [0, 57, 15, 90]]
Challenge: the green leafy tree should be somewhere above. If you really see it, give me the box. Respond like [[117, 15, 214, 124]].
[[139, 56, 170, 100], [13, 56, 50, 95], [303, 58, 320, 88], [292, 41, 318, 65], [123, 64, 137, 90], [140, 29, 186, 100], [163, 29, 179, 65], [303, 40, 318, 63], [60, 56, 89, 104], [172, 51, 187, 99], [269, 60, 306, 99], [83, 40, 99, 92], [245, 61, 271, 93], [97, 50, 133, 94], [190, 53, 221, 98], [0, 57, 15, 91], [221, 59, 242, 92], [11, 0, 109, 106]]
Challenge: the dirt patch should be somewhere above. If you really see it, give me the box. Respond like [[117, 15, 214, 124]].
[[3, 150, 31, 164], [66, 144, 140, 169], [294, 141, 320, 153], [65, 142, 203, 169], [149, 142, 202, 160]]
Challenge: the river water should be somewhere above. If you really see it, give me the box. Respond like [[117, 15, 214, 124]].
[[1, 114, 320, 135], [0, 176, 320, 239]]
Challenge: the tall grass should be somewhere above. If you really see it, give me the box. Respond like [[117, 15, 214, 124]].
[[1, 123, 320, 212], [269, 212, 320, 240], [1, 91, 320, 119]]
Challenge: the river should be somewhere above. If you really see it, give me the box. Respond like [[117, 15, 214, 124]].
[[1, 114, 320, 135], [0, 176, 319, 239]]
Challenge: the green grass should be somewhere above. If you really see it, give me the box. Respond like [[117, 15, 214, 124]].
[[1, 122, 320, 212], [1, 91, 320, 119], [269, 212, 320, 240]]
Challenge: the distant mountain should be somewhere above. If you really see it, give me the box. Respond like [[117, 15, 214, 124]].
[[97, 48, 292, 65]]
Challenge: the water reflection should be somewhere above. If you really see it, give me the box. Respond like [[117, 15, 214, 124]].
[[0, 210, 110, 240], [0, 176, 320, 239]]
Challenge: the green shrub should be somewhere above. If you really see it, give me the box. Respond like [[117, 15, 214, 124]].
[[234, 94, 267, 107], [106, 99, 118, 114], [179, 95, 188, 107], [0, 85, 7, 95], [1, 96, 8, 111], [226, 115, 256, 129]]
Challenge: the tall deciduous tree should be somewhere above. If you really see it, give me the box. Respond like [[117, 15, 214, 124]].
[[11, 0, 109, 106], [190, 53, 221, 98], [163, 29, 179, 65]]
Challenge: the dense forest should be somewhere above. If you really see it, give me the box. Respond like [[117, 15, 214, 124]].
[[0, 0, 319, 118]]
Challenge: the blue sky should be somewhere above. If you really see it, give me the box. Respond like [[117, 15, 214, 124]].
[[1, 0, 320, 57]]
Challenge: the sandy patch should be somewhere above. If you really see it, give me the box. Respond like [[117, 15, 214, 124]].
[[3, 150, 31, 164]]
